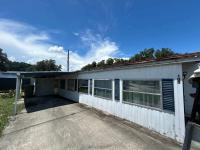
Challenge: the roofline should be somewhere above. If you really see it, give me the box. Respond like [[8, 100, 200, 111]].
[[0, 71, 76, 78], [78, 56, 200, 74]]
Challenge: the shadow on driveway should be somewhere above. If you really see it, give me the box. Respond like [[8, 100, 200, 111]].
[[25, 96, 76, 113]]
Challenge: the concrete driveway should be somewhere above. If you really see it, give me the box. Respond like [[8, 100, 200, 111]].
[[0, 96, 181, 150]]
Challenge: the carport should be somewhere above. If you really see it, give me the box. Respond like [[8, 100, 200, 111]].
[[0, 71, 74, 115]]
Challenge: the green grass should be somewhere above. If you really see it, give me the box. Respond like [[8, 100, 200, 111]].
[[0, 97, 14, 135], [0, 95, 24, 136]]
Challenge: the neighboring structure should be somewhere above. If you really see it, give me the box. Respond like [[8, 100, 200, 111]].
[[1, 52, 200, 143]]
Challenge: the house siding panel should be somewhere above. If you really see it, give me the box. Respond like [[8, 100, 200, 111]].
[[57, 63, 185, 143]]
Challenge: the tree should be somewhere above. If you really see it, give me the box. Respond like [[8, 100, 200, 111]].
[[155, 48, 175, 59], [81, 48, 177, 71], [91, 61, 97, 68], [35, 59, 62, 71], [106, 58, 114, 65], [0, 48, 9, 71], [8, 61, 34, 71], [81, 64, 93, 71], [130, 53, 142, 62], [97, 60, 105, 67], [141, 48, 155, 59], [129, 48, 175, 62], [129, 48, 155, 62], [114, 58, 126, 64]]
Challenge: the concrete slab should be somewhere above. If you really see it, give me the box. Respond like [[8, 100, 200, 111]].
[[0, 97, 182, 150]]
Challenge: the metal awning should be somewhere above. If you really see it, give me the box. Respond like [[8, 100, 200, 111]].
[[0, 71, 76, 78], [20, 71, 74, 78], [0, 71, 76, 116]]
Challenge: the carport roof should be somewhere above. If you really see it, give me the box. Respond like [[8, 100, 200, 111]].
[[0, 71, 76, 78]]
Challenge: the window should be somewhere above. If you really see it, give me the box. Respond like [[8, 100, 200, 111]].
[[78, 79, 88, 94], [123, 80, 161, 109], [60, 80, 65, 89], [67, 79, 75, 91], [115, 79, 120, 101], [94, 80, 112, 99], [89, 79, 93, 95]]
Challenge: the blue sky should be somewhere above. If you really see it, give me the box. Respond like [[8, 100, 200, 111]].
[[0, 0, 200, 70]]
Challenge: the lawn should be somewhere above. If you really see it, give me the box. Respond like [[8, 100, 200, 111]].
[[0, 92, 24, 136]]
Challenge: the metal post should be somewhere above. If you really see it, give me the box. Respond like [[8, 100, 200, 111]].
[[183, 122, 193, 150], [19, 78, 23, 99], [67, 49, 69, 72], [14, 73, 21, 115]]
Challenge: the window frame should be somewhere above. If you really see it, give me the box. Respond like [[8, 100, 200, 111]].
[[89, 79, 93, 95], [94, 79, 113, 100], [78, 79, 89, 94], [122, 79, 162, 110], [114, 79, 120, 101], [67, 79, 76, 91]]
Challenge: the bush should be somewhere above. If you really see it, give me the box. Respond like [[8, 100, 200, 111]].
[[0, 90, 15, 99]]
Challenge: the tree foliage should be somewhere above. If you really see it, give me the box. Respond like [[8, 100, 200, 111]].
[[155, 48, 175, 59], [81, 48, 177, 71], [106, 58, 114, 65], [0, 48, 62, 71], [8, 61, 33, 71], [97, 60, 105, 67], [35, 59, 62, 71], [0, 48, 9, 71], [129, 48, 175, 62]]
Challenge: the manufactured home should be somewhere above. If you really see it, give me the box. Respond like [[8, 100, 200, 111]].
[[1, 52, 200, 143]]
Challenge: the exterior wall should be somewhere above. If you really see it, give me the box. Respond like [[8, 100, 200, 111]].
[[182, 62, 199, 116], [57, 63, 186, 142], [35, 78, 56, 96], [58, 89, 79, 102], [57, 76, 79, 102]]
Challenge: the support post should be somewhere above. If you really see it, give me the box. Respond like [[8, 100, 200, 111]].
[[14, 73, 21, 115], [112, 79, 115, 101], [120, 79, 123, 103], [183, 122, 200, 150], [67, 49, 69, 72], [183, 123, 193, 150]]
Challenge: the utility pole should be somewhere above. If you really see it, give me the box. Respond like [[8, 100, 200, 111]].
[[67, 49, 69, 72]]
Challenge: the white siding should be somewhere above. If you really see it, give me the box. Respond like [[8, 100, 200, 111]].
[[79, 94, 175, 138], [58, 89, 79, 102], [57, 63, 186, 143]]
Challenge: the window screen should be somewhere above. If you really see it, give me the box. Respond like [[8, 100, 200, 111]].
[[94, 80, 112, 99], [123, 80, 161, 109], [78, 79, 88, 94]]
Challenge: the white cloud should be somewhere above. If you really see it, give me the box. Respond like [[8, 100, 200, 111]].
[[8, 56, 16, 62], [73, 32, 79, 36], [0, 19, 119, 71]]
